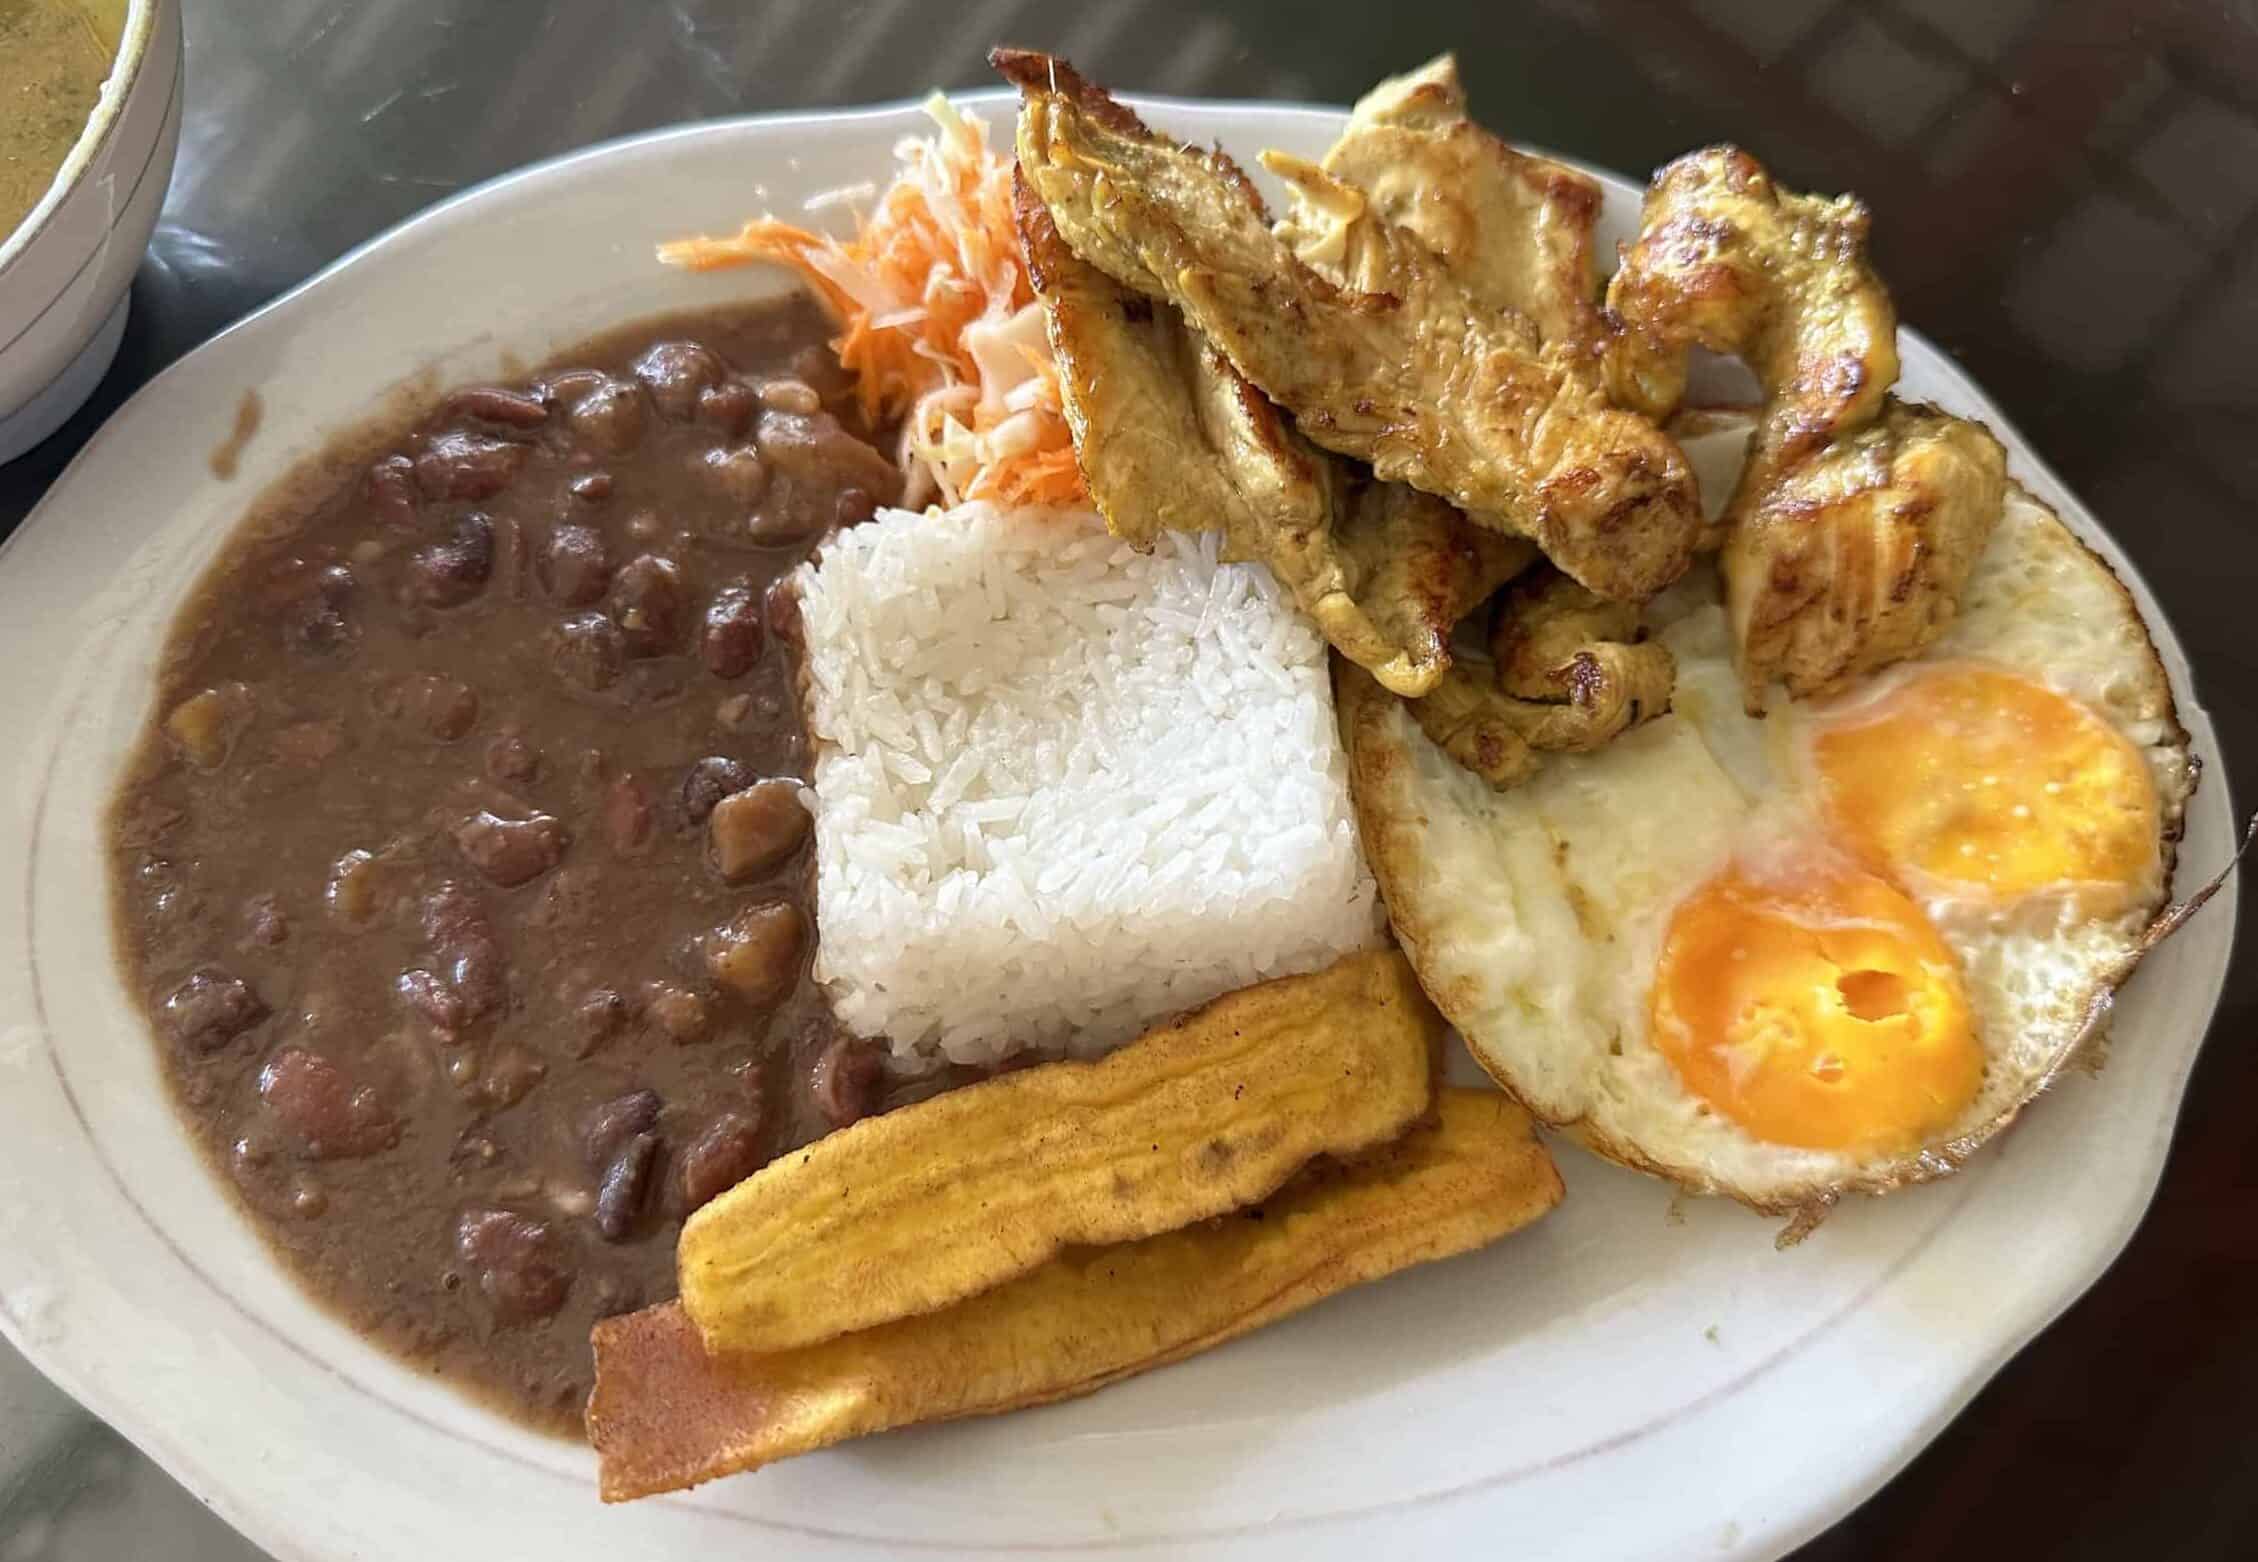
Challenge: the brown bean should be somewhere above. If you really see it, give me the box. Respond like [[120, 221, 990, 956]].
[[548, 611, 626, 692], [452, 808, 568, 887], [406, 513, 495, 608], [764, 577, 803, 652], [678, 1111, 765, 1212], [421, 883, 506, 1022], [415, 431, 528, 500], [365, 454, 420, 528], [696, 379, 758, 435], [258, 1046, 398, 1160], [325, 849, 380, 926], [164, 683, 254, 770], [643, 982, 711, 1043], [567, 378, 649, 454], [594, 1132, 659, 1242], [699, 444, 769, 506], [809, 1034, 886, 1130], [835, 486, 878, 527], [454, 1209, 571, 1323], [602, 774, 653, 855], [699, 581, 765, 678], [540, 523, 610, 606], [484, 733, 539, 783], [748, 407, 901, 543], [286, 564, 356, 653], [705, 901, 804, 1008], [241, 894, 288, 948], [607, 553, 684, 658], [539, 368, 606, 406], [447, 386, 550, 428], [582, 1088, 661, 1170], [161, 968, 268, 1052], [708, 780, 809, 881], [572, 987, 629, 1056], [398, 673, 479, 741], [632, 340, 723, 420], [679, 756, 750, 824], [754, 378, 822, 415], [396, 967, 468, 1035], [568, 471, 613, 502]]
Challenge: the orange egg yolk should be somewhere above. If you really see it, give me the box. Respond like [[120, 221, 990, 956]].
[[1811, 663, 2157, 908], [1649, 860, 1981, 1153]]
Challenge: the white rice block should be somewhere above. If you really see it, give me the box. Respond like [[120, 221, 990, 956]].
[[795, 503, 1383, 1066]]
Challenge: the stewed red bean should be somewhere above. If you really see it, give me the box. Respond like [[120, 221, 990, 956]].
[[566, 378, 649, 454], [111, 297, 905, 1435], [699, 581, 764, 678], [677, 1110, 764, 1212], [632, 340, 724, 419], [406, 513, 495, 608], [415, 431, 528, 500], [548, 610, 626, 691], [541, 522, 611, 605], [607, 553, 685, 658]]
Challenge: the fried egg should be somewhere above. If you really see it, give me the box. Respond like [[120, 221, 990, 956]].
[[1340, 412, 2195, 1214]]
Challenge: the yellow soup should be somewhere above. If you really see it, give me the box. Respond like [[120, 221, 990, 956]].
[[0, 0, 120, 243]]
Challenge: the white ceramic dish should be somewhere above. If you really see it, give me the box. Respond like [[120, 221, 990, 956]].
[[0, 92, 2237, 1562], [0, 0, 184, 464]]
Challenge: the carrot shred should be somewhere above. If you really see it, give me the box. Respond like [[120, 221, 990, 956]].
[[657, 96, 1087, 510]]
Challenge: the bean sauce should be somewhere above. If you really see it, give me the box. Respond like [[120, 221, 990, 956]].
[[105, 297, 948, 1435]]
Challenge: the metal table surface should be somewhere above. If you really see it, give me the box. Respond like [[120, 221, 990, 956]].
[[3, 2, 2253, 1559]]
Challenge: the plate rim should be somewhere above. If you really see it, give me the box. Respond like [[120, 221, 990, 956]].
[[0, 88, 2240, 1562]]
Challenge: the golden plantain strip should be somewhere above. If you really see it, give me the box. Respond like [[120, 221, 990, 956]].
[[593, 1089, 1561, 1500], [678, 950, 1439, 1357]]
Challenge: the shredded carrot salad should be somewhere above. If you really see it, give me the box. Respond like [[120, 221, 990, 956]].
[[660, 96, 1085, 510]]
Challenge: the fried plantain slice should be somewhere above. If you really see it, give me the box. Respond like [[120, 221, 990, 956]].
[[593, 1089, 1561, 1500], [678, 951, 1439, 1357]]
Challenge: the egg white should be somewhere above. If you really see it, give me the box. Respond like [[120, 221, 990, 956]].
[[1342, 416, 2195, 1213]]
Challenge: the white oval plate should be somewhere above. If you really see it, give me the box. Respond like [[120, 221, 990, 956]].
[[0, 92, 2238, 1562]]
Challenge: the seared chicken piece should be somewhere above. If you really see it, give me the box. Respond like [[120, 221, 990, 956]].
[[995, 48, 1699, 604], [1490, 568, 1675, 729], [1016, 171, 1530, 697], [1605, 147, 2007, 709], [1603, 146, 1899, 530], [1015, 169, 1292, 562], [1278, 54, 1606, 353], [1404, 664, 1547, 789], [1406, 570, 1674, 790], [1726, 400, 2005, 710], [1335, 478, 1537, 689]]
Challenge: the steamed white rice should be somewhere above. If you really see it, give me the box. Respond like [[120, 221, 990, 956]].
[[795, 502, 1383, 1065]]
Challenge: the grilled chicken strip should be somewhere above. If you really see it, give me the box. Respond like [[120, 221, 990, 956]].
[[1725, 400, 2005, 709], [1278, 54, 1606, 353], [1406, 570, 1674, 790], [995, 47, 1699, 604], [1016, 171, 1529, 697], [1603, 147, 2006, 709], [1603, 145, 1899, 537]]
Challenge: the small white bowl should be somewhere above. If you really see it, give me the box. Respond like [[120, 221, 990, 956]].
[[0, 0, 183, 465]]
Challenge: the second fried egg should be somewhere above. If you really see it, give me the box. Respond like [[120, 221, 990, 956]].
[[1341, 416, 2194, 1212]]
